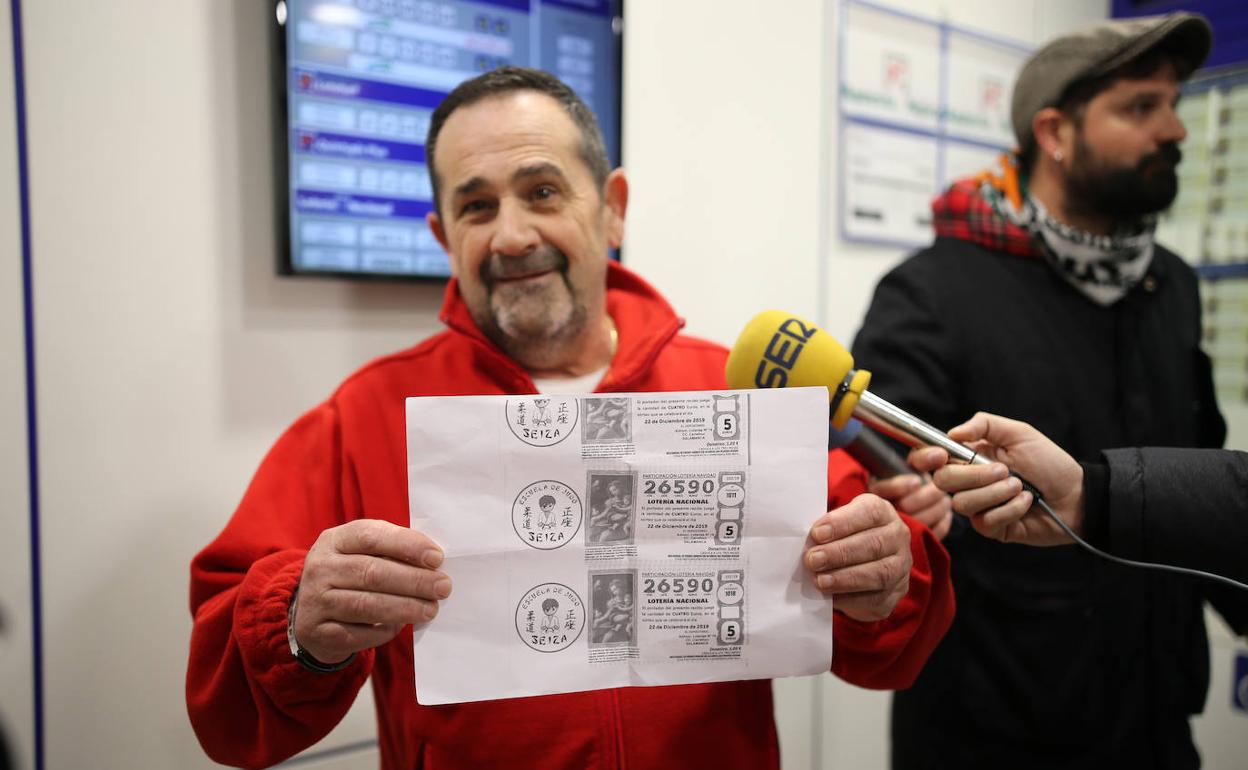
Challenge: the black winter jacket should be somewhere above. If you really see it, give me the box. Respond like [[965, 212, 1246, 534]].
[[1085, 447, 1248, 587], [852, 236, 1241, 769]]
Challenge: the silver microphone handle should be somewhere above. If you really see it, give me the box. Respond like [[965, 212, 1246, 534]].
[[853, 390, 992, 466]]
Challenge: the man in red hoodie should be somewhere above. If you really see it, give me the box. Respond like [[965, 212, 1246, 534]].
[[187, 66, 954, 770]]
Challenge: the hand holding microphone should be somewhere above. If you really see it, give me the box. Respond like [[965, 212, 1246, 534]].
[[727, 310, 1248, 594], [907, 413, 1085, 545]]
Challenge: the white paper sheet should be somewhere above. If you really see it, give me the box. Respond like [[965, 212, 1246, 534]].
[[843, 121, 939, 246], [407, 387, 832, 705]]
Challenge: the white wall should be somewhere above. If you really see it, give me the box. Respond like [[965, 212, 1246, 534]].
[[18, 1, 429, 766], [6, 1, 1245, 770]]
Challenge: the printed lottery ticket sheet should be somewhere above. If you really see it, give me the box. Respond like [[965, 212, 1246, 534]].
[[407, 387, 833, 704]]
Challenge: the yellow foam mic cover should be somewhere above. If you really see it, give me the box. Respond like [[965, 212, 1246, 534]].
[[724, 310, 871, 430]]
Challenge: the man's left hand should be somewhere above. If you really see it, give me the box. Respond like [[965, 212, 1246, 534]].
[[805, 494, 912, 622]]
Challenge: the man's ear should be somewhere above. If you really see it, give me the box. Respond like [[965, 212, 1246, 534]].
[[601, 168, 629, 249], [1032, 107, 1075, 164], [427, 211, 455, 275]]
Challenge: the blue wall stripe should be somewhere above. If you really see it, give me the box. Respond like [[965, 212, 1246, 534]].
[[9, 1, 43, 769]]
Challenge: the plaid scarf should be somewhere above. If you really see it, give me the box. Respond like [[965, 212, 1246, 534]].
[[931, 153, 1041, 259], [931, 153, 1155, 306]]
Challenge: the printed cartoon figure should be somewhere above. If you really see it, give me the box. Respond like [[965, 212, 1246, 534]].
[[591, 577, 634, 644], [588, 477, 633, 544], [532, 398, 552, 427], [537, 494, 558, 529], [540, 598, 561, 634]]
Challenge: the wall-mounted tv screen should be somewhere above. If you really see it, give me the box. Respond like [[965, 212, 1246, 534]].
[[272, 0, 623, 279]]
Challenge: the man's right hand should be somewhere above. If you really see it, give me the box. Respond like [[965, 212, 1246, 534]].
[[293, 519, 452, 664]]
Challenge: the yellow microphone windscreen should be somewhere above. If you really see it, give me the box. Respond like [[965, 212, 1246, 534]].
[[725, 310, 871, 429]]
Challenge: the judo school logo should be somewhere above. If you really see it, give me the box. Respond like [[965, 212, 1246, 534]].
[[512, 480, 582, 550], [516, 583, 585, 653], [506, 397, 578, 447]]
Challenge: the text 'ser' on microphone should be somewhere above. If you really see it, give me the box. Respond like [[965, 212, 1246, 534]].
[[725, 310, 992, 467]]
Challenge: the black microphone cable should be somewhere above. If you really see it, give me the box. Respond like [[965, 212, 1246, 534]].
[[1015, 475, 1248, 593]]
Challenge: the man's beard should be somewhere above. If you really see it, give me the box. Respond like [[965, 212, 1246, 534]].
[[1065, 137, 1182, 222], [474, 244, 587, 369]]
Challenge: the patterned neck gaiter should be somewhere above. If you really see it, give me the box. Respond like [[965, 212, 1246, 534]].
[[1026, 198, 1156, 306]]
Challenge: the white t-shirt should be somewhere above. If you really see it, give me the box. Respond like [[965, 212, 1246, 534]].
[[532, 364, 609, 395]]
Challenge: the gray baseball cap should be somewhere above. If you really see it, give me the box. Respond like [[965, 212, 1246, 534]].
[[1011, 12, 1212, 151]]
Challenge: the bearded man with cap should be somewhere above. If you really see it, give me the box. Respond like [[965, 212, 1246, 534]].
[[852, 13, 1244, 769]]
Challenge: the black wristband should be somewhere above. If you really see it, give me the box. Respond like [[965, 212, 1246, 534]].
[[287, 584, 356, 674]]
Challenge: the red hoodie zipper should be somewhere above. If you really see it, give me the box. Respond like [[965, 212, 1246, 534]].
[[606, 687, 627, 770]]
